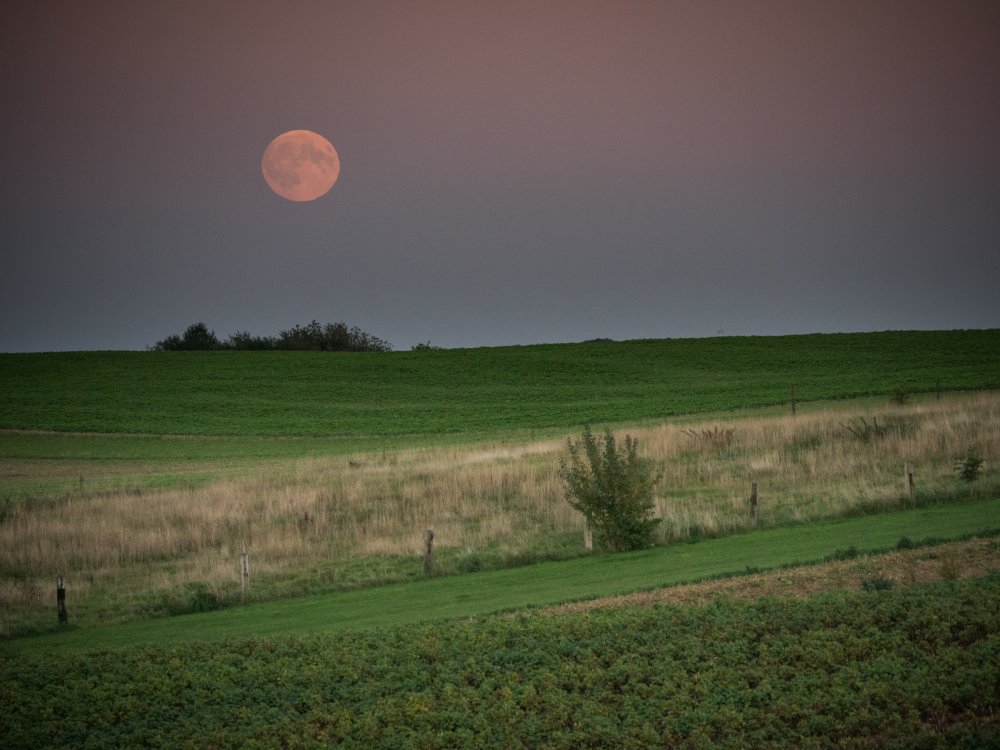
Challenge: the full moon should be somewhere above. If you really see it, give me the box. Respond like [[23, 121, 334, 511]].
[[261, 130, 341, 202]]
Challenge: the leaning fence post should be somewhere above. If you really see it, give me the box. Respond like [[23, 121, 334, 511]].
[[749, 482, 758, 524], [57, 577, 68, 625], [423, 529, 434, 576]]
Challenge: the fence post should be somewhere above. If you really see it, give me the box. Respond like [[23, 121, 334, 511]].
[[584, 521, 593, 551], [240, 548, 250, 599], [57, 577, 68, 625], [749, 482, 758, 525], [790, 385, 796, 415], [906, 464, 915, 503], [423, 529, 434, 576]]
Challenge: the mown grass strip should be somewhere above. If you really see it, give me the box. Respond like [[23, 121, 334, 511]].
[[5, 497, 998, 656]]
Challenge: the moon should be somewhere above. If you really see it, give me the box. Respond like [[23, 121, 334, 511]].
[[261, 130, 341, 202]]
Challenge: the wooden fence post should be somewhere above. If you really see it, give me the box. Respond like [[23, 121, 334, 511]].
[[935, 379, 941, 401], [749, 483, 758, 524], [790, 385, 796, 415], [584, 521, 593, 551], [423, 529, 434, 576], [240, 548, 250, 599], [57, 577, 68, 625], [906, 464, 915, 503]]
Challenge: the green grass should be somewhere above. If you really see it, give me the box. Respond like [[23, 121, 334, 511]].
[[6, 497, 997, 657], [2, 330, 998, 437]]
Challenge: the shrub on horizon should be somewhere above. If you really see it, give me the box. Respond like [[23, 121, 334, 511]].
[[152, 322, 222, 351], [151, 320, 393, 352]]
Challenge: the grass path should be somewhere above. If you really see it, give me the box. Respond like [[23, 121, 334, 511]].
[[5, 498, 998, 657]]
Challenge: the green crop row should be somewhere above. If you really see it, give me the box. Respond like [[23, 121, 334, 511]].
[[3, 574, 998, 749], [2, 330, 998, 437]]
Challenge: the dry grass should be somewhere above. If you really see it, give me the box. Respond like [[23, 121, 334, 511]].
[[1, 392, 998, 633], [545, 536, 1000, 615]]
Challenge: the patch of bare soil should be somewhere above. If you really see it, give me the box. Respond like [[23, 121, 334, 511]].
[[546, 536, 1000, 615]]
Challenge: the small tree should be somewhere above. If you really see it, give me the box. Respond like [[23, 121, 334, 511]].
[[152, 322, 220, 350], [559, 426, 662, 552], [955, 451, 984, 487], [180, 322, 221, 350]]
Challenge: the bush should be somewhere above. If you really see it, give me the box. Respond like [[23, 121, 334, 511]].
[[558, 426, 661, 552], [151, 320, 393, 352], [227, 330, 277, 350], [955, 451, 984, 484], [153, 322, 222, 351], [275, 320, 393, 352]]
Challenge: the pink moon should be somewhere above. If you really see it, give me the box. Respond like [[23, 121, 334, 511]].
[[261, 130, 341, 202]]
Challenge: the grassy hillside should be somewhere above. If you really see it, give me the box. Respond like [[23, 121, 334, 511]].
[[2, 330, 998, 436]]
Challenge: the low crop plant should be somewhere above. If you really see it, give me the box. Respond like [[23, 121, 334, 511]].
[[4, 575, 999, 748]]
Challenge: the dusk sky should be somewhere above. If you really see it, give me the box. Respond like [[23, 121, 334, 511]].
[[2, 1, 998, 352]]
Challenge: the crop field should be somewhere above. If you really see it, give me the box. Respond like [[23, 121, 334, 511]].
[[2, 330, 998, 437], [3, 574, 998, 748], [1, 330, 998, 747]]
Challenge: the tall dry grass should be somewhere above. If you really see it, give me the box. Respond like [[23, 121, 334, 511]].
[[1, 392, 997, 632]]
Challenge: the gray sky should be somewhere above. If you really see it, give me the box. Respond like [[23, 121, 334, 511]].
[[2, 0, 998, 352]]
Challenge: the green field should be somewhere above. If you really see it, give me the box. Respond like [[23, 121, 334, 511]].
[[2, 331, 999, 747], [2, 330, 998, 437]]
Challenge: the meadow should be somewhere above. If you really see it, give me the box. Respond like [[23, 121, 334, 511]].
[[1, 391, 997, 636]]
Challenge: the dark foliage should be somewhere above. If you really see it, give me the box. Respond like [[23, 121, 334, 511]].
[[153, 322, 223, 351], [152, 320, 392, 352]]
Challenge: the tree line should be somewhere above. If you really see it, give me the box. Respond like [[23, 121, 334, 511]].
[[151, 321, 393, 352]]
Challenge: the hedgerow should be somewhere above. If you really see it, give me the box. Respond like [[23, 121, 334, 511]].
[[3, 574, 998, 748]]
